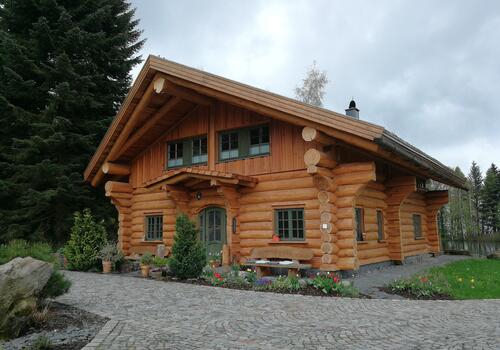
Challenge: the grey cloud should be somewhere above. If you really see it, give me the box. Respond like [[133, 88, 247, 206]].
[[130, 0, 500, 174]]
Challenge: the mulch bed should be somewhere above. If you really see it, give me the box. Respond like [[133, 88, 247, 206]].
[[3, 302, 108, 350], [379, 287, 453, 300]]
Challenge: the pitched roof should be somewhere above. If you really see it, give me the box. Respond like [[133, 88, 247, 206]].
[[84, 55, 466, 189]]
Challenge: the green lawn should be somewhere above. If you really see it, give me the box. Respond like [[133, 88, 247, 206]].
[[428, 259, 500, 299], [387, 259, 500, 300]]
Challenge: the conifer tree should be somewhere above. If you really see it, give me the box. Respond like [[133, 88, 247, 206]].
[[0, 0, 144, 243], [170, 214, 206, 279], [481, 164, 500, 234], [467, 161, 483, 235]]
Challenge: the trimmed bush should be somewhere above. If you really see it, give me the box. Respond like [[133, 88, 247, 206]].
[[64, 209, 107, 271], [40, 270, 71, 298], [170, 214, 206, 279]]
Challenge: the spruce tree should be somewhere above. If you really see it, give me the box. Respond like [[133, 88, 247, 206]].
[[481, 164, 500, 234], [0, 1, 144, 243], [467, 161, 483, 236], [170, 214, 206, 279]]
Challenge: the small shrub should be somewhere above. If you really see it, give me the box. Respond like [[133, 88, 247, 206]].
[[244, 269, 257, 284], [140, 252, 154, 265], [170, 214, 206, 279], [152, 256, 170, 267], [64, 209, 107, 271], [40, 270, 71, 298], [256, 276, 303, 292], [98, 242, 123, 263], [388, 273, 451, 299], [29, 335, 52, 350], [309, 273, 359, 297]]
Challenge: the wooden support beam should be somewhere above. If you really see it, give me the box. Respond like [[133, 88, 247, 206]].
[[119, 96, 183, 157], [102, 162, 130, 176], [156, 74, 213, 106], [302, 126, 334, 145], [304, 148, 336, 168], [107, 76, 157, 162]]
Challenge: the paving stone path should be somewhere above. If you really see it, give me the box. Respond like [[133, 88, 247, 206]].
[[58, 271, 500, 350]]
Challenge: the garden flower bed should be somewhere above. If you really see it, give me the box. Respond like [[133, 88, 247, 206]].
[[384, 259, 500, 300], [153, 266, 361, 298]]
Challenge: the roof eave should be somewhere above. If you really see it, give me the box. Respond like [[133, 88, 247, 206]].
[[375, 130, 468, 190]]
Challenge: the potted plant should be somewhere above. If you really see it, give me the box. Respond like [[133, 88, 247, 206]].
[[150, 256, 169, 279], [272, 234, 280, 242], [140, 252, 154, 278], [98, 242, 122, 273]]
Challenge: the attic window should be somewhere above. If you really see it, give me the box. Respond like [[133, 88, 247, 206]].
[[167, 142, 183, 168]]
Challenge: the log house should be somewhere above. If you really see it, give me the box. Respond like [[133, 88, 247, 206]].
[[84, 56, 466, 272]]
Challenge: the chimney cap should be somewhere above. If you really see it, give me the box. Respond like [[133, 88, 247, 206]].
[[349, 99, 357, 109]]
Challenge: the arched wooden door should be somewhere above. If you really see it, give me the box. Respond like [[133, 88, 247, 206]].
[[199, 207, 226, 261]]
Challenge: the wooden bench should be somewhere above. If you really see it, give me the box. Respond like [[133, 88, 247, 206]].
[[246, 246, 314, 278]]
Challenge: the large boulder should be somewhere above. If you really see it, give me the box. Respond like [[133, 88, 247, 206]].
[[0, 257, 53, 339], [487, 249, 500, 260]]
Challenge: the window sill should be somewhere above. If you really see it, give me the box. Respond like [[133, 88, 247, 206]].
[[357, 241, 368, 245], [217, 153, 270, 164], [377, 240, 388, 243], [414, 237, 426, 241], [164, 162, 207, 171], [269, 241, 307, 244], [140, 240, 164, 244]]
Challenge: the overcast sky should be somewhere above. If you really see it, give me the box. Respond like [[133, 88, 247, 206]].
[[130, 0, 500, 175]]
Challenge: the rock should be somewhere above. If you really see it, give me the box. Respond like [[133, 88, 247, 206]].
[[487, 250, 500, 260], [0, 257, 53, 339]]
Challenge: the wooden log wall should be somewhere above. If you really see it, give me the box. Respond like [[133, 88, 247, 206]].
[[400, 192, 429, 257], [354, 182, 390, 266], [129, 187, 177, 253], [425, 190, 448, 254], [238, 170, 323, 268], [384, 176, 416, 262], [105, 181, 133, 254], [332, 162, 376, 270]]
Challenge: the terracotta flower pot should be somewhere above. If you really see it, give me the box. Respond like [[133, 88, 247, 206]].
[[102, 260, 112, 274], [140, 264, 150, 278]]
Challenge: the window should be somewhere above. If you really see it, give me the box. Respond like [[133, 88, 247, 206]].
[[249, 125, 269, 156], [218, 124, 270, 161], [220, 132, 239, 160], [275, 208, 304, 240], [166, 135, 208, 169], [413, 214, 422, 239], [145, 215, 163, 241], [167, 142, 183, 168], [377, 210, 384, 241], [355, 207, 364, 241], [192, 136, 208, 164]]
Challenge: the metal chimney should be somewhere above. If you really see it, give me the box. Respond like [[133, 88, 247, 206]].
[[345, 99, 359, 119]]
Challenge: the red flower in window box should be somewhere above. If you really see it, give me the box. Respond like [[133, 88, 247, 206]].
[[272, 234, 280, 242]]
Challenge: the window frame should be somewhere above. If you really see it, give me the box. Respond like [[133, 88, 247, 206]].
[[413, 213, 423, 239], [191, 135, 208, 165], [145, 214, 163, 241], [218, 124, 270, 162], [249, 124, 270, 156], [166, 134, 208, 169], [355, 207, 365, 241], [376, 209, 384, 242], [274, 207, 305, 241]]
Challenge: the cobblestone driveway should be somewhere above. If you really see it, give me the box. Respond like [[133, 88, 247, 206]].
[[58, 272, 500, 350]]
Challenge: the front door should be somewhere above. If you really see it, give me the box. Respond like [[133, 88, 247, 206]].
[[199, 207, 226, 262]]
